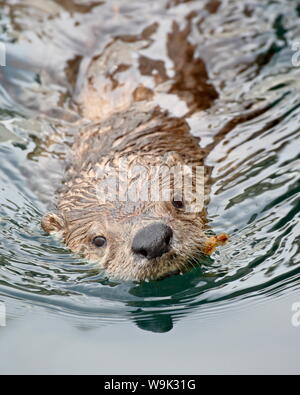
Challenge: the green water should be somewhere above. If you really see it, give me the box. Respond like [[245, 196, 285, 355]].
[[0, 0, 300, 374]]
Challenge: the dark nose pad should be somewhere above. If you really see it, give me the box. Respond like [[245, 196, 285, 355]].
[[132, 223, 173, 260]]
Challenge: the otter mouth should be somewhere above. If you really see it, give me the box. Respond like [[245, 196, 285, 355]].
[[155, 268, 185, 280], [128, 249, 200, 282], [128, 227, 229, 281]]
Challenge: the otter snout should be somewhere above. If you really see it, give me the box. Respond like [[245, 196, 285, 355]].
[[132, 223, 173, 260]]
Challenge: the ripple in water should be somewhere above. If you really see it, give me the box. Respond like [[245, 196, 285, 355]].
[[0, 0, 300, 332]]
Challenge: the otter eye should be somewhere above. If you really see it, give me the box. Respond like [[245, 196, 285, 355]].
[[172, 199, 185, 209], [92, 236, 107, 247]]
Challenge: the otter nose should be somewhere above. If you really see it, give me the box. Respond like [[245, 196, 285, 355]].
[[132, 223, 173, 260]]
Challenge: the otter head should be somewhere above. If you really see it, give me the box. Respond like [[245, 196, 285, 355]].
[[42, 154, 227, 281]]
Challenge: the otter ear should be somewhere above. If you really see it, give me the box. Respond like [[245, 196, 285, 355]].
[[41, 212, 64, 234]]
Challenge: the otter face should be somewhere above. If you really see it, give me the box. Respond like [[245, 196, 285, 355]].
[[42, 148, 229, 281], [42, 197, 213, 281]]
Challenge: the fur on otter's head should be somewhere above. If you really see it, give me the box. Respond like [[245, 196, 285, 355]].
[[42, 152, 227, 281]]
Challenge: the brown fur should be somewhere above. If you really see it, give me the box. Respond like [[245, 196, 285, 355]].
[[42, 18, 228, 281]]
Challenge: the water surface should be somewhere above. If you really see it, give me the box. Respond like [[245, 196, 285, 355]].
[[0, 0, 300, 373]]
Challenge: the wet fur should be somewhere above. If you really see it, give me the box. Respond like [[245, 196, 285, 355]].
[[42, 17, 226, 280]]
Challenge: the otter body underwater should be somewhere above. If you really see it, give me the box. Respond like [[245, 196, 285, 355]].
[[41, 20, 229, 281]]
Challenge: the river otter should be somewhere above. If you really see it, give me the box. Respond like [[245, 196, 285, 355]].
[[41, 19, 228, 281]]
